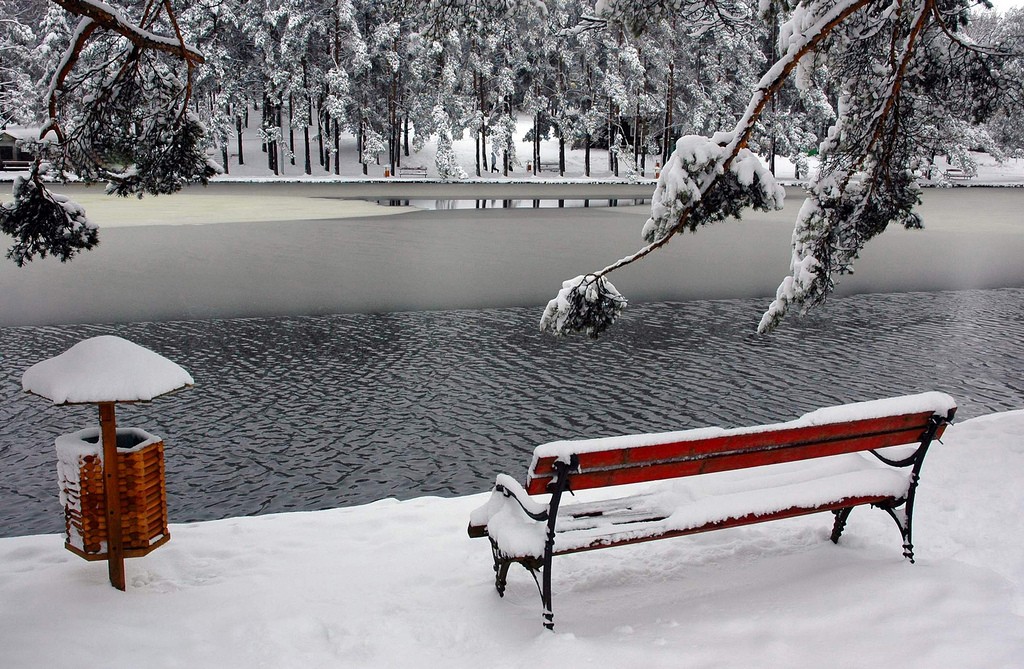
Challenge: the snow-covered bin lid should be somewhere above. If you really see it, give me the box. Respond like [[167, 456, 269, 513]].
[[22, 336, 194, 405]]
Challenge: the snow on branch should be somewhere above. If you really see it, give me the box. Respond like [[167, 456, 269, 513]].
[[49, 0, 204, 65], [3, 0, 214, 267], [542, 0, 874, 338], [642, 132, 785, 244], [540, 275, 627, 339], [0, 174, 98, 266]]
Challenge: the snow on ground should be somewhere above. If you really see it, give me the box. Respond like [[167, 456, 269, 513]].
[[0, 410, 1021, 668]]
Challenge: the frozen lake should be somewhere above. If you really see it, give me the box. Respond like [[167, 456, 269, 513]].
[[1, 185, 1022, 326], [0, 185, 1021, 538]]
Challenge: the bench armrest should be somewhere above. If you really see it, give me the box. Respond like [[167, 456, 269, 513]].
[[467, 475, 550, 558]]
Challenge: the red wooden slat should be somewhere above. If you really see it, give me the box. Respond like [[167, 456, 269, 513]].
[[532, 413, 935, 478], [526, 412, 946, 495], [552, 495, 892, 555], [529, 427, 924, 493]]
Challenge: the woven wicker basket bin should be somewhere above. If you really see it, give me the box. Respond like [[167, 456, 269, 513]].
[[59, 429, 169, 560]]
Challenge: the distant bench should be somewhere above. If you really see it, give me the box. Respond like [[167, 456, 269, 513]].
[[397, 165, 427, 178], [468, 393, 957, 629], [1, 160, 32, 171], [538, 161, 560, 173], [943, 168, 972, 180]]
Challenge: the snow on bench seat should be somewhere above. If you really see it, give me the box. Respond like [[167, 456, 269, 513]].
[[477, 453, 911, 559]]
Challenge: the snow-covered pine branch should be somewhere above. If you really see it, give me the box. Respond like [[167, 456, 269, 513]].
[[2, 0, 213, 265], [542, 0, 873, 337], [541, 0, 1019, 338], [48, 0, 204, 65]]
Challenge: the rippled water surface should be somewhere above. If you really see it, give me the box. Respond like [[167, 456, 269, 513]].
[[2, 288, 1021, 538]]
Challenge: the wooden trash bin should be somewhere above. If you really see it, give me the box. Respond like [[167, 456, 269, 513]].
[[56, 427, 170, 560]]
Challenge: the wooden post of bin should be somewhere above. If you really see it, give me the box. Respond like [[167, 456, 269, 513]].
[[99, 402, 126, 590]]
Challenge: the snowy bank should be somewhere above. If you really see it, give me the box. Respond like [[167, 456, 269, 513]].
[[1, 410, 1021, 668]]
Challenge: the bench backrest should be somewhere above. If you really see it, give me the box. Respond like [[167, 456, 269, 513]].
[[525, 394, 956, 495]]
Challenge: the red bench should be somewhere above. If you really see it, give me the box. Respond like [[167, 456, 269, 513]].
[[468, 393, 957, 629]]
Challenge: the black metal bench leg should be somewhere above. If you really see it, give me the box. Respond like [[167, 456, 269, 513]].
[[830, 507, 854, 543], [866, 415, 944, 564], [538, 457, 575, 631], [490, 540, 512, 596], [876, 505, 915, 563], [495, 559, 512, 597]]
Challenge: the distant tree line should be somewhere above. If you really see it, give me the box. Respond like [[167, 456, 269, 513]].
[[3, 0, 1019, 184]]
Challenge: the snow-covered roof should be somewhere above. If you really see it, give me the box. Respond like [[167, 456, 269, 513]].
[[0, 127, 56, 143], [22, 335, 194, 405]]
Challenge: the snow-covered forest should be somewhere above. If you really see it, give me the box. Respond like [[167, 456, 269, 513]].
[[2, 0, 1022, 180], [1, 0, 1023, 333]]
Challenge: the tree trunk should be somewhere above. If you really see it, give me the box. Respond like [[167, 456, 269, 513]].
[[608, 97, 616, 174], [288, 94, 296, 166], [663, 62, 675, 164], [536, 110, 544, 176], [478, 74, 488, 174], [633, 102, 640, 168], [358, 117, 366, 174], [276, 104, 283, 175], [585, 133, 591, 177], [404, 114, 410, 157], [303, 125, 311, 175], [317, 101, 325, 167], [261, 100, 268, 155], [236, 115, 244, 166], [333, 118, 340, 175]]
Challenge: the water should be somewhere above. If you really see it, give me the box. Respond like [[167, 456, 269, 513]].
[[2, 288, 1022, 538]]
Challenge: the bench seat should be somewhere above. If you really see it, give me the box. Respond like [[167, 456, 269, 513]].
[[475, 452, 911, 559]]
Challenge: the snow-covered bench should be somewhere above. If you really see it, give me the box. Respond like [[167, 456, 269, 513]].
[[1, 160, 32, 171], [468, 393, 957, 630], [397, 165, 427, 178], [943, 167, 971, 180]]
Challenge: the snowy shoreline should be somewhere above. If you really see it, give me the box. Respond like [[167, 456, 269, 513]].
[[2, 410, 1022, 668]]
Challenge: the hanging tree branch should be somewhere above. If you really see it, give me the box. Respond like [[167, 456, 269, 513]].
[[541, 0, 1014, 338], [541, 0, 876, 337], [1, 0, 216, 266]]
